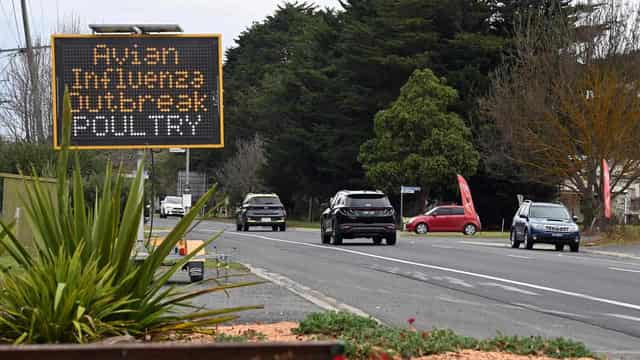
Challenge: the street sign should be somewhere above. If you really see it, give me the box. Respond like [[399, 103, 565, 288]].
[[182, 193, 192, 208], [401, 186, 421, 194], [51, 34, 224, 149]]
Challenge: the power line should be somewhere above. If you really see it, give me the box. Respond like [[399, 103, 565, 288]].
[[10, 0, 23, 47]]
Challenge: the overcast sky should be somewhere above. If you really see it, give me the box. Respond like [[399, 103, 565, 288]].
[[0, 0, 343, 55]]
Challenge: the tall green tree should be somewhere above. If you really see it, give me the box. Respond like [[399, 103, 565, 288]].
[[359, 69, 479, 199]]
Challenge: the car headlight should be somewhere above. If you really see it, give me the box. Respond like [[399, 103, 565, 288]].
[[569, 223, 579, 232], [531, 223, 545, 231]]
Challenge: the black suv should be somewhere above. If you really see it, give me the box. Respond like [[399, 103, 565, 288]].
[[510, 200, 580, 252], [236, 193, 287, 232], [320, 190, 397, 245]]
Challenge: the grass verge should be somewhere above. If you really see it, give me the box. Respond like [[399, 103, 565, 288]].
[[403, 231, 510, 239], [586, 225, 640, 247], [287, 220, 320, 229], [205, 260, 249, 272], [294, 312, 595, 359]]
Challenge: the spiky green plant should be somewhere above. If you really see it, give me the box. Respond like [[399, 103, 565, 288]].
[[0, 91, 262, 344]]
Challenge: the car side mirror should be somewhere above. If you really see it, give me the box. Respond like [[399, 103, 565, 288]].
[[519, 214, 528, 219], [572, 216, 579, 222]]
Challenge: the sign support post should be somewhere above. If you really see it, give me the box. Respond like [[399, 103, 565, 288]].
[[400, 190, 403, 229], [134, 150, 149, 261], [400, 186, 421, 230]]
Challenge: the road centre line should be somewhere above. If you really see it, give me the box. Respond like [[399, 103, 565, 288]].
[[479, 282, 539, 296], [460, 241, 506, 247], [230, 231, 640, 312], [507, 254, 531, 259], [431, 244, 455, 249], [608, 267, 640, 273]]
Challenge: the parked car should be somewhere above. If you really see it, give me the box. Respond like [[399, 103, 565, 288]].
[[510, 200, 580, 252], [236, 193, 287, 231], [160, 196, 185, 218], [405, 205, 481, 235], [320, 190, 396, 245]]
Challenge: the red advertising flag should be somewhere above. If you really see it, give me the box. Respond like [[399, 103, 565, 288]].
[[457, 175, 477, 217], [602, 159, 612, 219]]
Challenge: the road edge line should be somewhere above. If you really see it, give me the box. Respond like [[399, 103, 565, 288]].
[[244, 263, 383, 324]]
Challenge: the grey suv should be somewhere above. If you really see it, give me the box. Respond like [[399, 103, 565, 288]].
[[236, 193, 287, 231], [320, 190, 396, 245], [510, 200, 580, 252]]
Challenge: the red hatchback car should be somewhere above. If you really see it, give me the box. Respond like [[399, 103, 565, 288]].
[[405, 205, 481, 235]]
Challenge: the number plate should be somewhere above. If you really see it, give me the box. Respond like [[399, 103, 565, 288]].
[[261, 217, 271, 222]]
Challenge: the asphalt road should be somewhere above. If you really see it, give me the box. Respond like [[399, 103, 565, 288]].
[[152, 217, 640, 358]]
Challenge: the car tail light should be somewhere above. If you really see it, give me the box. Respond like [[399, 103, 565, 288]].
[[338, 208, 354, 217]]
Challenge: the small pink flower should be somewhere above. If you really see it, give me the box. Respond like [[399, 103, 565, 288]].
[[407, 317, 416, 325]]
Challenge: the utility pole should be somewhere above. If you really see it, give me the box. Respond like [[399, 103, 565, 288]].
[[20, 0, 43, 142]]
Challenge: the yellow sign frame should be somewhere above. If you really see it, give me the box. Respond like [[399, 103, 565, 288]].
[[50, 33, 224, 150]]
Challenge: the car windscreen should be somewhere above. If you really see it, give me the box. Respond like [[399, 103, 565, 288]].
[[249, 197, 282, 205], [166, 197, 182, 204], [346, 195, 391, 207], [529, 205, 570, 220]]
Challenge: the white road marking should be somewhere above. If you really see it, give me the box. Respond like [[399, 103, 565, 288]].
[[608, 267, 640, 274], [245, 263, 381, 323], [479, 282, 539, 296], [461, 241, 506, 247], [432, 244, 455, 249], [512, 303, 589, 318], [507, 254, 531, 259], [411, 271, 429, 281], [230, 231, 640, 312], [438, 295, 520, 310], [444, 276, 474, 288], [604, 313, 640, 322]]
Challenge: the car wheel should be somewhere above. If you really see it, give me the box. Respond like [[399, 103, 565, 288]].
[[373, 237, 383, 245], [160, 211, 167, 219], [280, 224, 286, 232], [555, 243, 564, 251], [272, 225, 278, 231], [243, 224, 249, 232], [524, 229, 534, 249], [236, 223, 242, 231], [321, 224, 331, 244], [332, 221, 343, 245], [463, 224, 477, 236], [570, 243, 580, 252], [415, 223, 428, 235], [510, 230, 520, 248], [386, 233, 397, 246]]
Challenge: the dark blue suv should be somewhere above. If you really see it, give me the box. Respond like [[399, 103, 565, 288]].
[[510, 201, 580, 252]]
